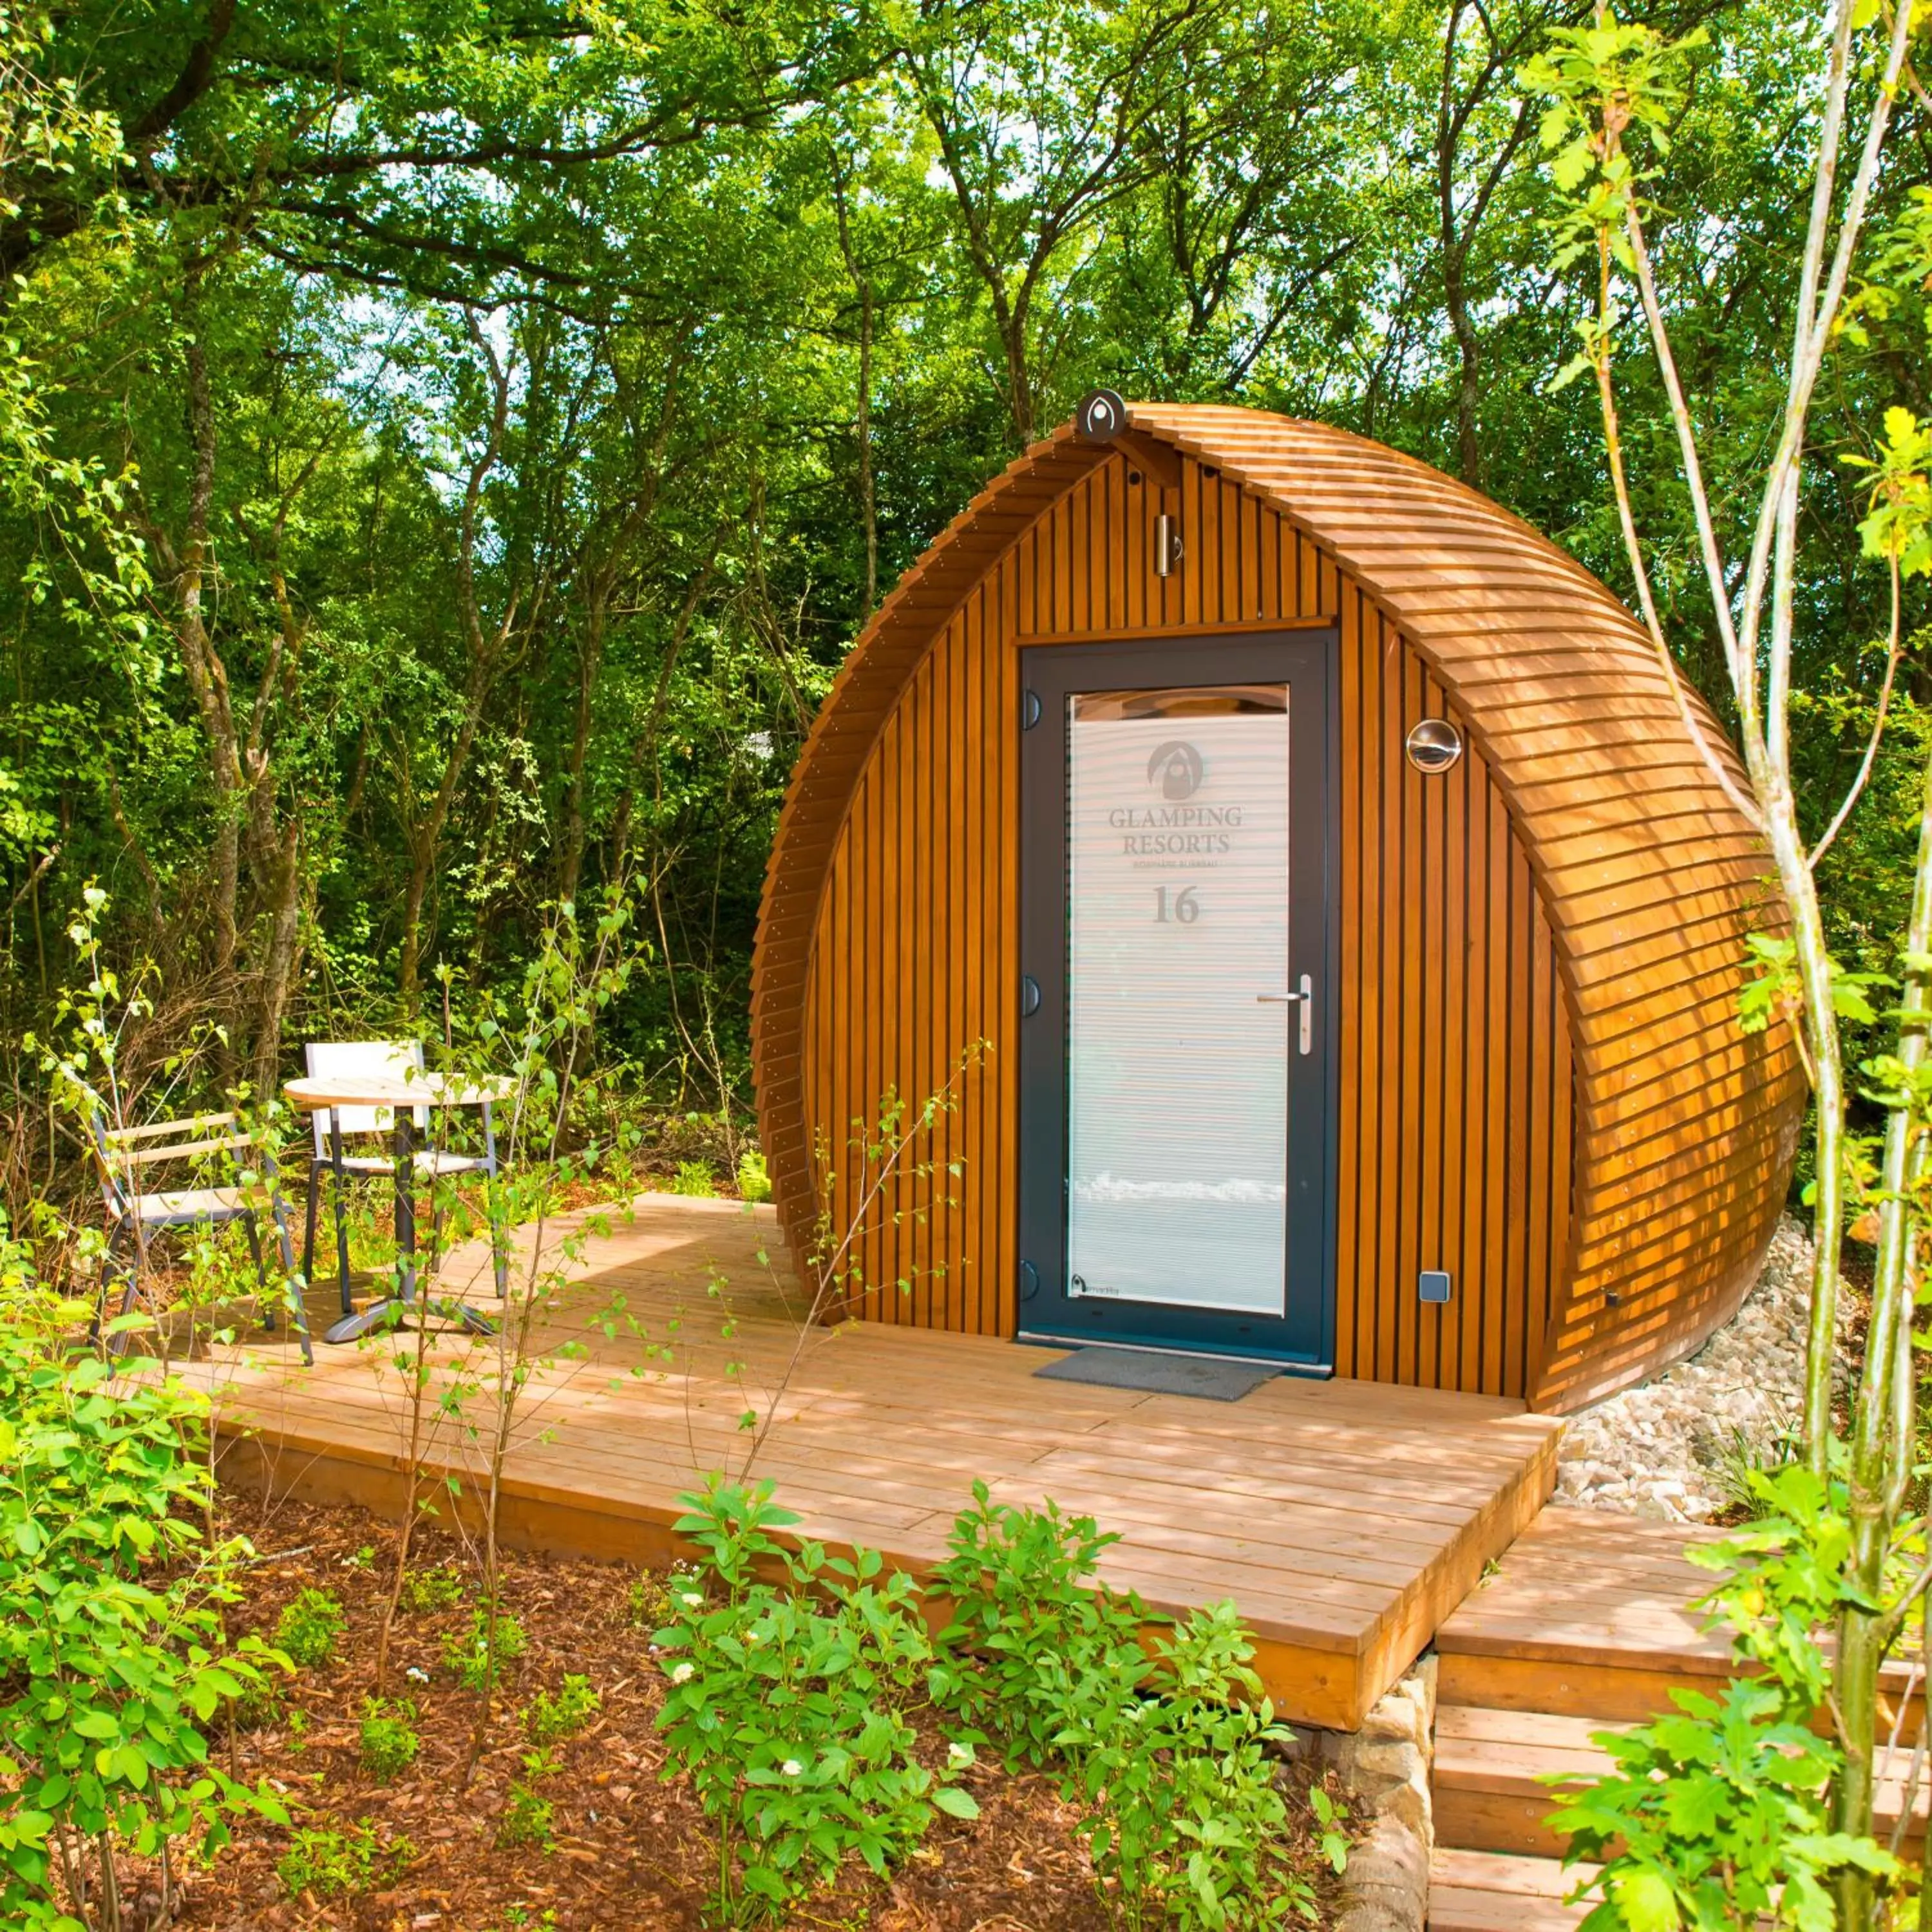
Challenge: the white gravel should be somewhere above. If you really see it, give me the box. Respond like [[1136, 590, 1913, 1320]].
[[1554, 1216, 1831, 1524]]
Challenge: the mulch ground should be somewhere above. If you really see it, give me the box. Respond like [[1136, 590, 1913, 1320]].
[[156, 1493, 1349, 1931]]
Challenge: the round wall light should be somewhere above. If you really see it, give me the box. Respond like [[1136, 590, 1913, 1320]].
[[1405, 717, 1464, 773]]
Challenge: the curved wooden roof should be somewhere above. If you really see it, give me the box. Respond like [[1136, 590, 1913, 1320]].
[[751, 404, 1803, 1411]]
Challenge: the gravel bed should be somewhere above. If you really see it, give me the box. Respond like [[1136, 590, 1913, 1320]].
[[1553, 1216, 1832, 1524]]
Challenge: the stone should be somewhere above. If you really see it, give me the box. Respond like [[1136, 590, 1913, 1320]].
[[1553, 1216, 1840, 1525], [1329, 1659, 1435, 1932]]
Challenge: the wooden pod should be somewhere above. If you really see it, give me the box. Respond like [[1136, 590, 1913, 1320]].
[[750, 405, 1803, 1412]]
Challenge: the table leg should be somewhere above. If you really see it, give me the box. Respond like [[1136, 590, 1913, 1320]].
[[321, 1104, 494, 1345]]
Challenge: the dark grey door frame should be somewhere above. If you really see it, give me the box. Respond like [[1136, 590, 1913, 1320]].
[[1015, 630, 1338, 1369]]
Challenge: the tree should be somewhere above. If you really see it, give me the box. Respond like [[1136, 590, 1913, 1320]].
[[1526, 0, 1929, 1906]]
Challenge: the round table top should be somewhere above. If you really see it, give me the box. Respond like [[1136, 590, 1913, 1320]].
[[282, 1072, 514, 1111]]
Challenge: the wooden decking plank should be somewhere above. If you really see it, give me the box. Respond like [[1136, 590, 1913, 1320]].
[[198, 1193, 1558, 1732]]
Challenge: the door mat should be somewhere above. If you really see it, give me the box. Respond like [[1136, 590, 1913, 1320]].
[[1033, 1347, 1279, 1403]]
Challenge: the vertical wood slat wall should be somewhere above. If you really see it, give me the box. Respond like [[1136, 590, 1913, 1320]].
[[798, 453, 1573, 1399]]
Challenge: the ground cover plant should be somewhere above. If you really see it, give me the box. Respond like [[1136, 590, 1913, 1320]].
[[33, 1490, 1348, 1929]]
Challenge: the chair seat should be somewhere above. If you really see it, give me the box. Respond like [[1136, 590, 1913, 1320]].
[[314, 1150, 493, 1177], [131, 1186, 254, 1227]]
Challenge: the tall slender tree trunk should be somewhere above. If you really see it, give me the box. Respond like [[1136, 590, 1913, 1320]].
[[1443, 241, 1482, 483], [857, 284, 877, 621], [558, 590, 607, 908]]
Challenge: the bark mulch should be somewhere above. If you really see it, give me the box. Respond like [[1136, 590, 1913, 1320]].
[[161, 1493, 1349, 1931]]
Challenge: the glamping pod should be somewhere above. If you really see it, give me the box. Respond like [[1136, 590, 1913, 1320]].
[[750, 399, 1804, 1413]]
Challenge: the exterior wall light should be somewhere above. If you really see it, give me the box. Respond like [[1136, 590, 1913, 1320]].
[[1405, 717, 1463, 773]]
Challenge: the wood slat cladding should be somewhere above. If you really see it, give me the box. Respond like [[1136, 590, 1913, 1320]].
[[791, 455, 1569, 1397], [753, 407, 1804, 1413]]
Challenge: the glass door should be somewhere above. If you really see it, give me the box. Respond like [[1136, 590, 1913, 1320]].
[[1065, 685, 1291, 1314], [1018, 634, 1334, 1365]]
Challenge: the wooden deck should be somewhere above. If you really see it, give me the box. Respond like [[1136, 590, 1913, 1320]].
[[1429, 1506, 1929, 1928], [186, 1193, 1560, 1731]]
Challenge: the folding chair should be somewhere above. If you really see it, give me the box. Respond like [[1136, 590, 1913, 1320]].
[[299, 1039, 506, 1319], [90, 1109, 311, 1363]]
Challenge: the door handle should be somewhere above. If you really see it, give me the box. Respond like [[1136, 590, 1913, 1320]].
[[1257, 974, 1314, 1055]]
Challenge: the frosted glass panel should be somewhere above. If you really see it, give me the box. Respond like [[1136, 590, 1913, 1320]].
[[1065, 687, 1290, 1315]]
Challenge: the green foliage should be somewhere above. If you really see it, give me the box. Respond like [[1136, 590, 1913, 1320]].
[[929, 1478, 1148, 1770], [276, 1819, 415, 1902], [1548, 1468, 1895, 1927], [629, 1567, 679, 1627], [524, 1674, 601, 1747], [668, 1159, 719, 1198], [930, 1483, 1322, 1929], [736, 1150, 773, 1204], [654, 1479, 976, 1926], [497, 1748, 560, 1850], [399, 1564, 465, 1615], [357, 1698, 420, 1781], [1549, 1679, 1890, 1931], [1063, 1604, 1316, 1930], [443, 1604, 528, 1692], [0, 1235, 289, 1927], [275, 1588, 347, 1669]]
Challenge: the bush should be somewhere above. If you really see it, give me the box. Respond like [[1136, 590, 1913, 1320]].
[[400, 1564, 465, 1614], [0, 1228, 289, 1928], [497, 1748, 560, 1849], [359, 1698, 420, 1781], [443, 1603, 527, 1691], [276, 1819, 414, 1900], [276, 1587, 347, 1668], [654, 1479, 978, 1925], [929, 1479, 1150, 1768], [931, 1483, 1323, 1929], [736, 1149, 772, 1203], [1545, 1466, 1896, 1927], [668, 1159, 717, 1197], [1067, 1604, 1315, 1929], [525, 1675, 600, 1746]]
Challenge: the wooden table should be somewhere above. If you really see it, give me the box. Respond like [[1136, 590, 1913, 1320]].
[[283, 1072, 513, 1345]]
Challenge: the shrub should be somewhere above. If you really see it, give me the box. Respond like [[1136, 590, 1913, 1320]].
[[359, 1698, 421, 1781], [276, 1819, 414, 1900], [443, 1603, 528, 1691], [654, 1479, 978, 1925], [400, 1564, 465, 1614], [1545, 1466, 1895, 1927], [525, 1675, 600, 1746], [929, 1479, 1151, 1768], [736, 1149, 772, 1203], [497, 1747, 560, 1849], [1067, 1604, 1315, 1929], [668, 1159, 717, 1197], [276, 1587, 347, 1668], [0, 1228, 289, 1928], [931, 1485, 1325, 1929]]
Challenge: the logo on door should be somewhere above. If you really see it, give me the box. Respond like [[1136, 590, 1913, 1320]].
[[1146, 741, 1204, 799]]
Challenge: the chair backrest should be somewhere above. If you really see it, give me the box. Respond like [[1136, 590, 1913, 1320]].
[[90, 1109, 251, 1214], [303, 1040, 428, 1154]]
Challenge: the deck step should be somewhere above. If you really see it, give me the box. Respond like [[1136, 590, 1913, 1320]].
[[1433, 1701, 1932, 1860], [1428, 1848, 1589, 1930], [1433, 1705, 1615, 1857]]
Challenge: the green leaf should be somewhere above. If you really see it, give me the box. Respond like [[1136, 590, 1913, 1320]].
[[1609, 1868, 1681, 1931], [933, 1785, 980, 1820]]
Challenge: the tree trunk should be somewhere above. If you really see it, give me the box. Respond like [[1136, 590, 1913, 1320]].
[[1443, 240, 1483, 483], [557, 589, 606, 908], [857, 282, 878, 621], [1832, 713, 1932, 1879], [251, 819, 303, 1100]]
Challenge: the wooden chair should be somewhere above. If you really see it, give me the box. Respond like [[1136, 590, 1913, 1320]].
[[300, 1039, 506, 1318], [90, 1110, 311, 1363]]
